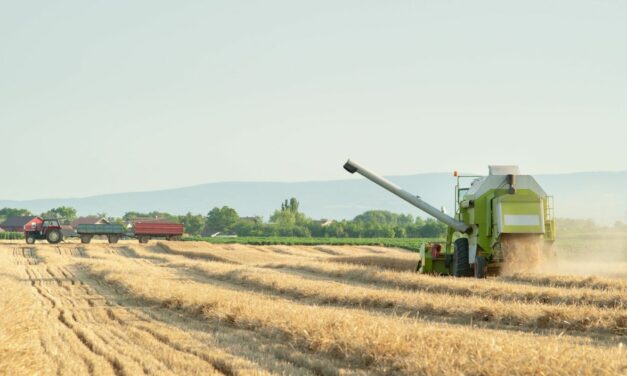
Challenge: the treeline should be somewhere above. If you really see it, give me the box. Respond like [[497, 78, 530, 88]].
[[556, 218, 627, 233], [3, 204, 626, 239], [0, 198, 447, 238]]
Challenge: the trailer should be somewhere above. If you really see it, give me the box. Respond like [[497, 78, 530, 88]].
[[134, 222, 184, 243], [76, 222, 184, 244], [77, 224, 126, 244]]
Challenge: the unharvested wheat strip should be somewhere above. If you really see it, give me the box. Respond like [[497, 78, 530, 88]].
[[132, 243, 626, 311], [82, 259, 626, 376], [162, 258, 626, 335], [328, 255, 422, 272], [262, 260, 626, 309], [499, 272, 627, 292]]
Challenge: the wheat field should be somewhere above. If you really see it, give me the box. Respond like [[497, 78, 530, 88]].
[[0, 240, 624, 376]]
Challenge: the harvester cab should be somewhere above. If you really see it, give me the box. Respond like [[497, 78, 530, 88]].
[[24, 218, 63, 245], [343, 159, 555, 278]]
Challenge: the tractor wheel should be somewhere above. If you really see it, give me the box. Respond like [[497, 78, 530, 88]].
[[108, 235, 119, 244], [47, 230, 62, 244], [81, 235, 92, 244], [474, 255, 487, 278], [26, 234, 36, 244], [453, 238, 471, 277]]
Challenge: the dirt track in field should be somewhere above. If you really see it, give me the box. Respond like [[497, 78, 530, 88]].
[[0, 240, 625, 376]]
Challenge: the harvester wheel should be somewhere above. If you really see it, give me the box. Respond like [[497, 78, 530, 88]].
[[474, 255, 487, 278], [26, 234, 36, 244], [47, 230, 62, 244], [415, 260, 422, 272], [453, 238, 471, 277]]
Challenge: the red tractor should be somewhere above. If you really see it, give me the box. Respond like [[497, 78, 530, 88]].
[[24, 219, 63, 244]]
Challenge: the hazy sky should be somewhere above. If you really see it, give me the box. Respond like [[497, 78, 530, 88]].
[[1, 1, 625, 200]]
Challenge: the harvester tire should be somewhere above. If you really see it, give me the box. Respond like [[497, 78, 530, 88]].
[[47, 230, 62, 244], [444, 253, 453, 268], [26, 234, 36, 244], [453, 238, 471, 277], [474, 255, 487, 278], [415, 260, 422, 272]]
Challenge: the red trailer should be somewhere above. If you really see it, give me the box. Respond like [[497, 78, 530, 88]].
[[133, 222, 184, 243]]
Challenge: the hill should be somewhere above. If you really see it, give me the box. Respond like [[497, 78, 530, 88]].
[[1, 172, 626, 224]]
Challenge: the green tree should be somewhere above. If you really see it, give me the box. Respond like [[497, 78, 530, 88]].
[[41, 206, 77, 224], [270, 198, 309, 226], [206, 206, 239, 233], [0, 208, 32, 218], [180, 213, 205, 235]]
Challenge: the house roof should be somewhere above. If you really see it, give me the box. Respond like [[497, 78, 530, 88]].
[[0, 216, 41, 228], [70, 217, 109, 227]]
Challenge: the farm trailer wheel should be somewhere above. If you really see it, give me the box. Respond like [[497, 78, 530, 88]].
[[80, 235, 93, 244], [108, 235, 119, 244], [138, 236, 150, 244], [47, 229, 62, 244]]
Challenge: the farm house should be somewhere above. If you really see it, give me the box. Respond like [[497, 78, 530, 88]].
[[0, 216, 43, 232]]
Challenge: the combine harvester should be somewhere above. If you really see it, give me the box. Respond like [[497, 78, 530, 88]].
[[343, 159, 556, 277]]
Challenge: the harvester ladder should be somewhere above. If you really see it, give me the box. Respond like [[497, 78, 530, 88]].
[[544, 195, 555, 240], [545, 195, 554, 221]]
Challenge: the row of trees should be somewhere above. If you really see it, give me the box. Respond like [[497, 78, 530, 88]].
[[4, 202, 626, 238], [0, 207, 78, 223], [0, 198, 448, 238]]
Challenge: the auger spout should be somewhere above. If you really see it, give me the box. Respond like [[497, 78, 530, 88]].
[[344, 159, 471, 233]]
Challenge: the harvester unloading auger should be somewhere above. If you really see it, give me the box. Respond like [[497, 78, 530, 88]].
[[344, 159, 556, 278]]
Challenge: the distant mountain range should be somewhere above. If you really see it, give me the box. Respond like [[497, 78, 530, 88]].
[[1, 172, 626, 224]]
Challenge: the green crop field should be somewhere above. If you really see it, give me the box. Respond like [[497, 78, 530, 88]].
[[0, 232, 24, 240], [184, 236, 442, 252]]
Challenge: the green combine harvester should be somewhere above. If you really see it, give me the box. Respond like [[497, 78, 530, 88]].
[[343, 160, 556, 278]]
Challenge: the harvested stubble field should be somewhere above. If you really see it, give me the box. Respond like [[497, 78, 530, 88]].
[[0, 240, 625, 376]]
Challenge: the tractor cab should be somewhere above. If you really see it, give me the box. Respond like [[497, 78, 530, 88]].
[[25, 218, 63, 244]]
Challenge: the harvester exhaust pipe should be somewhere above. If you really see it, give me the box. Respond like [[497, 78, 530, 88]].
[[344, 159, 471, 233]]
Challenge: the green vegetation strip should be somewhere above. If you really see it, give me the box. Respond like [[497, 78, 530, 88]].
[[0, 232, 24, 240], [183, 236, 441, 252]]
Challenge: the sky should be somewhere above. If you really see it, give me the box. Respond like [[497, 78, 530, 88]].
[[1, 1, 625, 200]]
